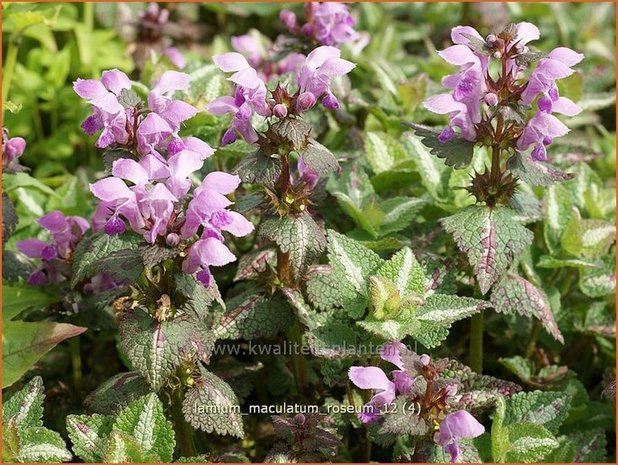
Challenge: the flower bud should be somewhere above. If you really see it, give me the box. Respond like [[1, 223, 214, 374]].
[[279, 10, 297, 31], [273, 103, 288, 119], [41, 245, 58, 261], [484, 92, 499, 106], [322, 92, 339, 109], [28, 269, 47, 286], [296, 92, 316, 112], [166, 233, 180, 247], [221, 128, 237, 145], [486, 34, 497, 46]]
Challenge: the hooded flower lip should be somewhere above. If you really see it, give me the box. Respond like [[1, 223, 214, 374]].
[[434, 410, 485, 463], [296, 46, 355, 108], [348, 342, 420, 423]]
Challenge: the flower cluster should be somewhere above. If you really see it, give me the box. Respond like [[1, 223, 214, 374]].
[[74, 69, 196, 154], [349, 342, 484, 463], [280, 2, 363, 49], [207, 45, 355, 145], [425, 22, 583, 162], [17, 211, 89, 286], [75, 69, 254, 287], [2, 127, 26, 172]]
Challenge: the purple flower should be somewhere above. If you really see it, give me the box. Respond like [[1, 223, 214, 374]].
[[73, 69, 132, 148], [296, 46, 355, 110], [147, 71, 197, 132], [231, 34, 265, 69], [17, 211, 89, 286], [434, 410, 485, 463], [520, 47, 584, 111], [207, 52, 271, 144], [348, 342, 418, 423], [516, 104, 578, 161], [164, 47, 186, 69], [2, 127, 26, 171], [424, 94, 477, 141]]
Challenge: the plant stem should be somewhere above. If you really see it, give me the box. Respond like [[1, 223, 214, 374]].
[[170, 387, 197, 457], [287, 319, 308, 398], [469, 311, 484, 373], [526, 319, 541, 358], [2, 34, 20, 116], [69, 337, 82, 395]]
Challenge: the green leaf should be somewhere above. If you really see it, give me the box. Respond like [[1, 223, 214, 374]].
[[364, 131, 408, 174], [491, 273, 563, 343], [402, 131, 449, 200], [441, 206, 533, 294], [3, 193, 18, 243], [506, 152, 574, 186], [3, 376, 44, 428], [569, 429, 608, 462], [378, 196, 426, 235], [3, 377, 72, 463], [3, 321, 86, 388], [491, 397, 560, 463], [561, 208, 616, 259], [118, 309, 207, 391], [378, 397, 429, 436], [3, 172, 58, 197], [71, 233, 143, 287], [233, 149, 282, 186], [299, 141, 339, 176], [258, 212, 326, 279], [543, 183, 573, 254], [579, 262, 616, 298], [83, 372, 152, 415], [502, 423, 560, 462], [403, 123, 475, 169], [14, 426, 72, 462], [2, 284, 57, 321], [183, 367, 244, 438], [66, 414, 114, 463], [376, 247, 426, 295], [503, 391, 571, 434], [103, 430, 159, 463], [213, 293, 294, 340], [118, 88, 142, 108], [326, 230, 384, 294], [112, 393, 175, 462], [270, 118, 312, 149]]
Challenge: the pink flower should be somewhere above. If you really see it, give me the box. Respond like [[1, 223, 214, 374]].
[[2, 127, 26, 171], [296, 46, 355, 110], [17, 211, 89, 286], [434, 410, 485, 462], [147, 71, 197, 132]]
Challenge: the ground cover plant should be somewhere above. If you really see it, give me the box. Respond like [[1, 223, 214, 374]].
[[2, 2, 616, 463]]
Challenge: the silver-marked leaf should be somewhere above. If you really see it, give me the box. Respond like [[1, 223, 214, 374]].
[[233, 149, 282, 186], [183, 367, 244, 438], [503, 391, 571, 434], [71, 233, 143, 287], [561, 208, 616, 259], [364, 131, 408, 174], [213, 292, 294, 340], [112, 393, 175, 462], [300, 141, 339, 175], [543, 183, 573, 254], [118, 309, 208, 391], [103, 430, 159, 463], [491, 273, 564, 343], [376, 247, 426, 295], [378, 196, 426, 235], [14, 427, 72, 463], [3, 376, 44, 429], [403, 131, 449, 200], [66, 414, 114, 462], [326, 230, 384, 294], [569, 429, 608, 462], [84, 372, 152, 415], [441, 206, 533, 294], [507, 152, 574, 186], [403, 123, 475, 169], [416, 294, 487, 325], [258, 212, 326, 279]]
